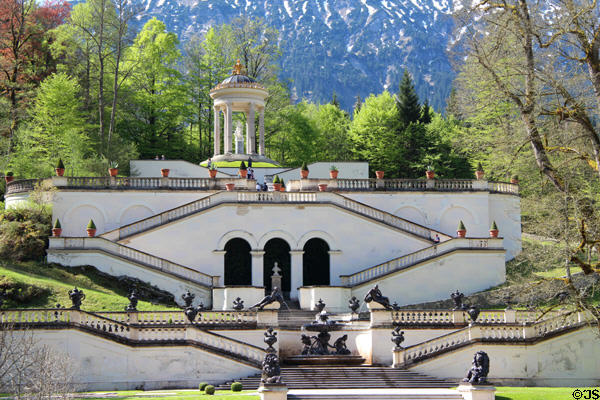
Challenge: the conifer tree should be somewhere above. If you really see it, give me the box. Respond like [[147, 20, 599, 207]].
[[330, 91, 340, 108], [396, 70, 421, 126], [420, 98, 432, 124], [353, 95, 362, 116]]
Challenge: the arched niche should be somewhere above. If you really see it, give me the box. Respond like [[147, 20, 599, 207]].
[[303, 238, 330, 286], [263, 238, 291, 294], [224, 238, 252, 285]]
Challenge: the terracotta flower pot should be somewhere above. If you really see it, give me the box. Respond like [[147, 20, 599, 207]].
[[161, 168, 170, 177], [108, 168, 118, 177], [300, 170, 309, 179], [510, 178, 519, 184], [330, 170, 339, 179], [239, 169, 248, 178], [86, 228, 96, 237], [318, 183, 328, 192], [273, 183, 282, 191], [5, 176, 14, 183], [475, 170, 485, 180], [225, 183, 236, 191], [209, 169, 217, 178], [55, 168, 65, 177], [52, 228, 62, 237], [426, 170, 435, 179], [456, 229, 466, 238], [279, 186, 285, 192], [375, 170, 384, 179], [489, 229, 499, 238]]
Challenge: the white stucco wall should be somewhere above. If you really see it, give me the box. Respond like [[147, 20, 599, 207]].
[[410, 327, 600, 387], [130, 160, 233, 178], [273, 162, 369, 183]]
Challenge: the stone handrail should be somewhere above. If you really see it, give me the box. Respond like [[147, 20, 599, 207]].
[[392, 310, 453, 325], [342, 238, 503, 286], [95, 310, 257, 326], [49, 237, 215, 287], [5, 178, 45, 195]]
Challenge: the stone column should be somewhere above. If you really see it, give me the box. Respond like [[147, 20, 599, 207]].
[[224, 101, 233, 154], [213, 106, 221, 156], [289, 250, 304, 300], [250, 250, 265, 287], [259, 108, 265, 156], [247, 103, 256, 154]]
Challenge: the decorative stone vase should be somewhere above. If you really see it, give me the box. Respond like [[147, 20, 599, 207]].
[[475, 170, 485, 180], [375, 170, 384, 179], [161, 168, 170, 177], [4, 176, 13, 183], [318, 183, 328, 192], [108, 168, 118, 177], [329, 170, 339, 179], [273, 183, 282, 191], [52, 228, 62, 237], [300, 170, 309, 179], [489, 229, 499, 238], [209, 169, 217, 178], [239, 169, 248, 178], [55, 168, 65, 177], [225, 183, 236, 191], [457, 229, 467, 238], [426, 170, 435, 179], [86, 228, 96, 237]]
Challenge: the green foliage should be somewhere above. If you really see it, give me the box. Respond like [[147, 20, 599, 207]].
[[239, 161, 247, 170], [5, 172, 13, 177], [272, 175, 280, 184], [457, 220, 466, 231], [109, 161, 119, 169], [301, 162, 308, 171], [53, 219, 61, 229], [230, 382, 242, 392], [491, 221, 498, 230], [397, 70, 421, 126], [199, 383, 209, 391], [204, 385, 215, 395], [0, 205, 51, 261], [56, 159, 65, 169], [476, 162, 484, 172], [330, 165, 338, 171], [87, 219, 96, 230], [0, 275, 51, 306]]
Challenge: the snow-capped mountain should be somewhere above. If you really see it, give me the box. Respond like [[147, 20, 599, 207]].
[[137, 0, 455, 111]]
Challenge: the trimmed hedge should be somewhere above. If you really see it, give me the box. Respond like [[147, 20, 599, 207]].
[[199, 382, 209, 391], [231, 382, 243, 392], [204, 385, 215, 395]]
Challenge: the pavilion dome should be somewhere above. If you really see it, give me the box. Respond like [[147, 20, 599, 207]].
[[211, 59, 266, 92], [220, 74, 256, 85]]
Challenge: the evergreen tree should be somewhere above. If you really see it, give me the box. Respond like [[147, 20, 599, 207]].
[[420, 98, 432, 124], [396, 70, 421, 126], [330, 91, 340, 108], [353, 95, 362, 116]]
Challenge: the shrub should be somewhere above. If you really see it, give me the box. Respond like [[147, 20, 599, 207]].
[[426, 165, 435, 172], [0, 205, 51, 261], [231, 382, 242, 392], [204, 385, 215, 395], [199, 382, 209, 391], [490, 221, 498, 230], [272, 175, 280, 184], [5, 171, 13, 177], [330, 165, 338, 171], [87, 219, 96, 230], [209, 165, 217, 170], [239, 161, 247, 170], [109, 161, 119, 169], [53, 219, 61, 229], [56, 159, 65, 169], [511, 174, 518, 181], [301, 162, 308, 171], [476, 162, 484, 172], [457, 220, 466, 231]]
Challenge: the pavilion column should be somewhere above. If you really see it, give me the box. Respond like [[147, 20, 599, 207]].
[[259, 108, 265, 156], [224, 101, 233, 154], [246, 103, 256, 154], [250, 250, 265, 287], [213, 106, 221, 156], [289, 250, 304, 300]]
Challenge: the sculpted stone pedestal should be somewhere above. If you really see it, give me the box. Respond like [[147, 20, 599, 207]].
[[457, 383, 496, 400], [257, 309, 279, 327], [391, 347, 406, 368], [258, 383, 288, 400]]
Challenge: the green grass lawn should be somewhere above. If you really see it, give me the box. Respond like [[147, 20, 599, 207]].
[[0, 260, 179, 311], [74, 389, 259, 399], [495, 387, 597, 400]]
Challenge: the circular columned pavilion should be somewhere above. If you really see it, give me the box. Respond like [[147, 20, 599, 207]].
[[209, 60, 276, 164]]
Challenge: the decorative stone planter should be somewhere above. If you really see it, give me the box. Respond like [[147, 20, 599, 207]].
[[318, 183, 328, 192], [375, 170, 384, 179], [239, 169, 248, 178], [426, 170, 435, 179], [225, 183, 236, 191], [52, 228, 62, 237], [160, 168, 170, 177], [475, 170, 485, 180], [457, 229, 466, 238], [108, 168, 118, 177], [330, 170, 339, 179], [55, 168, 65, 177], [273, 183, 282, 191], [300, 170, 309, 179], [209, 169, 217, 178], [86, 228, 96, 237], [489, 229, 499, 238]]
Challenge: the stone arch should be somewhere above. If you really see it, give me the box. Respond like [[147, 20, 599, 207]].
[[263, 238, 291, 294], [438, 205, 477, 236], [258, 230, 297, 250], [216, 230, 258, 251], [118, 204, 155, 227], [63, 204, 108, 236], [224, 238, 252, 285], [303, 238, 330, 286], [296, 230, 338, 251], [392, 206, 428, 226]]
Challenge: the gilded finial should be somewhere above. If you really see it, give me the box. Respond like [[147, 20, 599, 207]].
[[232, 59, 244, 75]]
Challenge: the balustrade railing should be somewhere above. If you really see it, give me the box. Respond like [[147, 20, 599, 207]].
[[336, 179, 375, 191], [5, 179, 44, 195], [404, 328, 471, 363], [384, 179, 428, 191], [392, 310, 453, 325], [489, 181, 519, 194]]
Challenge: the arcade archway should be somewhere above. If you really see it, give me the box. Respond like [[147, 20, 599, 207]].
[[303, 238, 330, 286], [224, 238, 251, 285], [263, 238, 291, 294]]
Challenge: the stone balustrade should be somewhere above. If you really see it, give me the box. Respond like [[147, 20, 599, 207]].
[[342, 237, 503, 286]]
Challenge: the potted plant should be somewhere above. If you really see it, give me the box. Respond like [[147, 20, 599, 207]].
[[300, 162, 309, 179], [375, 170, 384, 179], [318, 183, 328, 192], [86, 219, 97, 237], [456, 220, 467, 238], [279, 179, 286, 192], [475, 162, 484, 180], [208, 165, 218, 178], [55, 159, 65, 176], [489, 221, 499, 238], [239, 161, 248, 178], [52, 219, 62, 237], [225, 182, 236, 191], [4, 171, 13, 183], [161, 168, 170, 177], [426, 166, 435, 179], [329, 165, 339, 179], [108, 161, 119, 177], [510, 174, 519, 184], [272, 175, 282, 191]]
